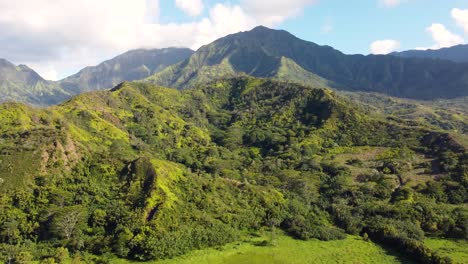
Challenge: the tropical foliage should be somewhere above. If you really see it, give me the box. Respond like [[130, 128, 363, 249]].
[[0, 77, 466, 263]]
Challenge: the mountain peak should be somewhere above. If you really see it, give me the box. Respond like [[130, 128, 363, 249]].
[[250, 25, 273, 32], [245, 25, 294, 38]]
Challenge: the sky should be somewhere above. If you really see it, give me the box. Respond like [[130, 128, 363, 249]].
[[0, 0, 467, 81]]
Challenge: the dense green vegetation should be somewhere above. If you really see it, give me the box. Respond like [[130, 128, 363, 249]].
[[340, 92, 468, 150], [0, 77, 466, 263], [147, 26, 468, 100]]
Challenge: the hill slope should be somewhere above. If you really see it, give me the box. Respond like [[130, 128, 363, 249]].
[[147, 26, 468, 100], [0, 77, 466, 263], [392, 44, 468, 63]]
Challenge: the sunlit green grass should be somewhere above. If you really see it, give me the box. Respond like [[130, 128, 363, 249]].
[[114, 235, 411, 264], [425, 238, 468, 264]]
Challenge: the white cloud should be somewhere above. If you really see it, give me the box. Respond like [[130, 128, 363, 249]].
[[241, 0, 319, 25], [414, 10, 466, 51], [422, 23, 464, 49], [0, 0, 158, 79], [452, 8, 468, 34], [370, 39, 401, 54], [0, 0, 316, 80], [380, 0, 404, 8], [29, 63, 58, 81], [175, 0, 204, 17], [139, 4, 256, 51]]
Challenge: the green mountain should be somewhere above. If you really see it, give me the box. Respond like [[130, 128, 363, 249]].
[[0, 48, 193, 106], [147, 26, 468, 100], [392, 44, 468, 63], [0, 77, 466, 263], [0, 59, 70, 105], [59, 48, 194, 93]]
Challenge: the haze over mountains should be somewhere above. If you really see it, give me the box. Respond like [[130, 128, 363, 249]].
[[60, 48, 194, 93], [0, 59, 69, 105], [2, 26, 468, 106], [0, 48, 194, 105]]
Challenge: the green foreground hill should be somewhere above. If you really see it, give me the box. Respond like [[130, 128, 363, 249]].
[[0, 77, 466, 263]]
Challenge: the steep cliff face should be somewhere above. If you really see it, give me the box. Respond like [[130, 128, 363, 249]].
[[59, 48, 194, 93]]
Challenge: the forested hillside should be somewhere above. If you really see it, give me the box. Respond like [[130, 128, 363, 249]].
[[341, 92, 468, 138], [0, 77, 466, 263]]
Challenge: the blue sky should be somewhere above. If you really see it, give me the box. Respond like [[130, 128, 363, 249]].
[[158, 0, 468, 54], [1, 0, 467, 80]]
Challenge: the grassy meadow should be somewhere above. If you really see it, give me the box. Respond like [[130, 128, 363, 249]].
[[424, 238, 468, 264], [113, 234, 412, 264]]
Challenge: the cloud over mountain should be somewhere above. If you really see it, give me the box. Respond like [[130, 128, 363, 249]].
[[0, 0, 318, 80], [370, 39, 401, 54]]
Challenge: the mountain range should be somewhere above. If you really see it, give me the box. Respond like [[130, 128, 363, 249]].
[[392, 44, 468, 63], [0, 59, 69, 105], [0, 48, 193, 105], [147, 26, 468, 100], [60, 48, 194, 94], [1, 26, 468, 104], [0, 25, 467, 263]]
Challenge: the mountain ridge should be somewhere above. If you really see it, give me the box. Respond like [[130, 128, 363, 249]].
[[147, 26, 468, 100], [0, 59, 70, 105], [59, 47, 194, 93], [3, 26, 468, 105], [392, 44, 468, 63], [0, 48, 194, 105]]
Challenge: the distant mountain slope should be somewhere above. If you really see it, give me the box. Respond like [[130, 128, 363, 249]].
[[147, 26, 468, 100], [146, 27, 330, 89], [0, 48, 193, 106], [59, 48, 194, 93], [392, 44, 468, 63], [0, 59, 70, 105]]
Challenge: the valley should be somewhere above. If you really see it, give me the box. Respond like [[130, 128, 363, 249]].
[[0, 77, 466, 263], [0, 18, 467, 264]]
